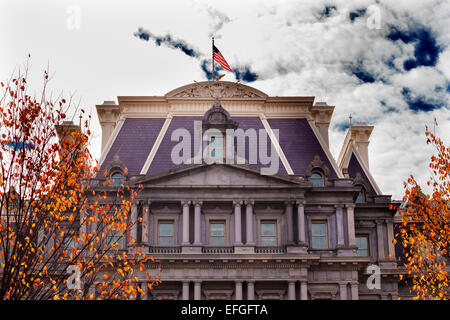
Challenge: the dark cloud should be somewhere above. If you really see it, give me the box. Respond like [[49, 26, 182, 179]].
[[347, 60, 377, 83], [401, 87, 444, 112], [386, 26, 441, 71], [349, 8, 367, 22], [335, 122, 350, 132], [134, 27, 202, 58], [134, 27, 259, 83], [318, 5, 337, 19], [233, 65, 258, 82]]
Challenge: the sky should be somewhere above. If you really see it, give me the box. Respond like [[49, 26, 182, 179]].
[[1, 0, 449, 200]]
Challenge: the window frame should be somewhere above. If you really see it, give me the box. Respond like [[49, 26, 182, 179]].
[[110, 171, 124, 187], [260, 220, 277, 246], [310, 170, 325, 187], [209, 220, 226, 246], [311, 220, 328, 249], [355, 234, 370, 257], [208, 134, 225, 162], [355, 186, 366, 203], [158, 220, 175, 246]]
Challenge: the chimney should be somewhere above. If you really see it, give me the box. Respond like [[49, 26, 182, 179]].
[[56, 121, 81, 144], [349, 122, 374, 170], [96, 100, 120, 153], [311, 102, 334, 148]]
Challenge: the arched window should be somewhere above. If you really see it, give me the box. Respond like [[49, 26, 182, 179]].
[[111, 172, 123, 187], [355, 186, 366, 203], [310, 171, 324, 187]]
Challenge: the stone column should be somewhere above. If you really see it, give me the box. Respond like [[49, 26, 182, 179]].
[[285, 201, 294, 244], [181, 201, 191, 245], [296, 200, 306, 244], [233, 201, 243, 245], [130, 203, 138, 244], [247, 281, 255, 300], [194, 281, 202, 300], [351, 283, 359, 300], [339, 283, 347, 300], [88, 285, 96, 299], [288, 281, 296, 300], [140, 282, 148, 300], [245, 200, 255, 245], [300, 281, 308, 300], [193, 201, 202, 245], [335, 204, 345, 247], [346, 204, 356, 247], [142, 201, 150, 245], [387, 221, 395, 260], [182, 281, 190, 300], [235, 281, 243, 300], [376, 220, 385, 260]]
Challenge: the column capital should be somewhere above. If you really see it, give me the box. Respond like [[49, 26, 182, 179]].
[[334, 204, 344, 209], [235, 280, 243, 284], [233, 200, 244, 206], [345, 203, 355, 209], [245, 200, 255, 206], [296, 199, 306, 206], [181, 200, 191, 207], [284, 200, 295, 206], [193, 201, 203, 207], [194, 280, 202, 284]]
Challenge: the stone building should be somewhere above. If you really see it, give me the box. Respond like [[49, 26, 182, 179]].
[[94, 80, 402, 300]]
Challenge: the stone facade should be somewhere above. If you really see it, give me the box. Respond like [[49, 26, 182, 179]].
[[92, 81, 402, 300]]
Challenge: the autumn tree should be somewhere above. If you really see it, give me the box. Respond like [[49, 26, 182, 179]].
[[0, 58, 159, 300], [396, 119, 449, 299]]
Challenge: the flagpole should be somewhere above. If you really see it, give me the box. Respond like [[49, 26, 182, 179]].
[[212, 36, 215, 77]]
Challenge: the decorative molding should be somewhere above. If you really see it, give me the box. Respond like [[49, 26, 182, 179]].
[[305, 154, 330, 177], [166, 81, 267, 99]]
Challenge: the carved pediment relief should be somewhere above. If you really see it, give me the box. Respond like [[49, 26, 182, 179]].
[[166, 81, 267, 99]]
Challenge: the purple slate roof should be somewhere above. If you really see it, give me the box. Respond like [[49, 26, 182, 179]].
[[267, 118, 338, 178], [146, 116, 277, 175], [347, 153, 376, 196], [101, 116, 339, 177], [100, 118, 166, 174], [148, 116, 202, 174]]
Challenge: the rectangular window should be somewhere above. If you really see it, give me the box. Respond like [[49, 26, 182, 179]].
[[311, 220, 328, 249], [356, 235, 369, 256], [158, 221, 174, 246], [209, 221, 225, 246], [209, 136, 224, 160], [109, 230, 124, 250], [260, 220, 277, 246]]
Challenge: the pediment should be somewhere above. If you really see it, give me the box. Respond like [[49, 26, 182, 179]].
[[165, 81, 267, 99], [137, 164, 301, 188]]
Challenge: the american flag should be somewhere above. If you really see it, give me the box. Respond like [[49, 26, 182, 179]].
[[213, 45, 232, 72]]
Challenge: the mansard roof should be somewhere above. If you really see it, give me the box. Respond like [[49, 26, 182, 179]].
[[98, 81, 344, 180]]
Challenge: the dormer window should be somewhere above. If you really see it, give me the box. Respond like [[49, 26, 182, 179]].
[[111, 172, 123, 187], [310, 171, 324, 187], [355, 187, 366, 203]]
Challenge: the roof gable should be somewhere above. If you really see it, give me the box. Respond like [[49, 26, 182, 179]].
[[137, 163, 303, 188]]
